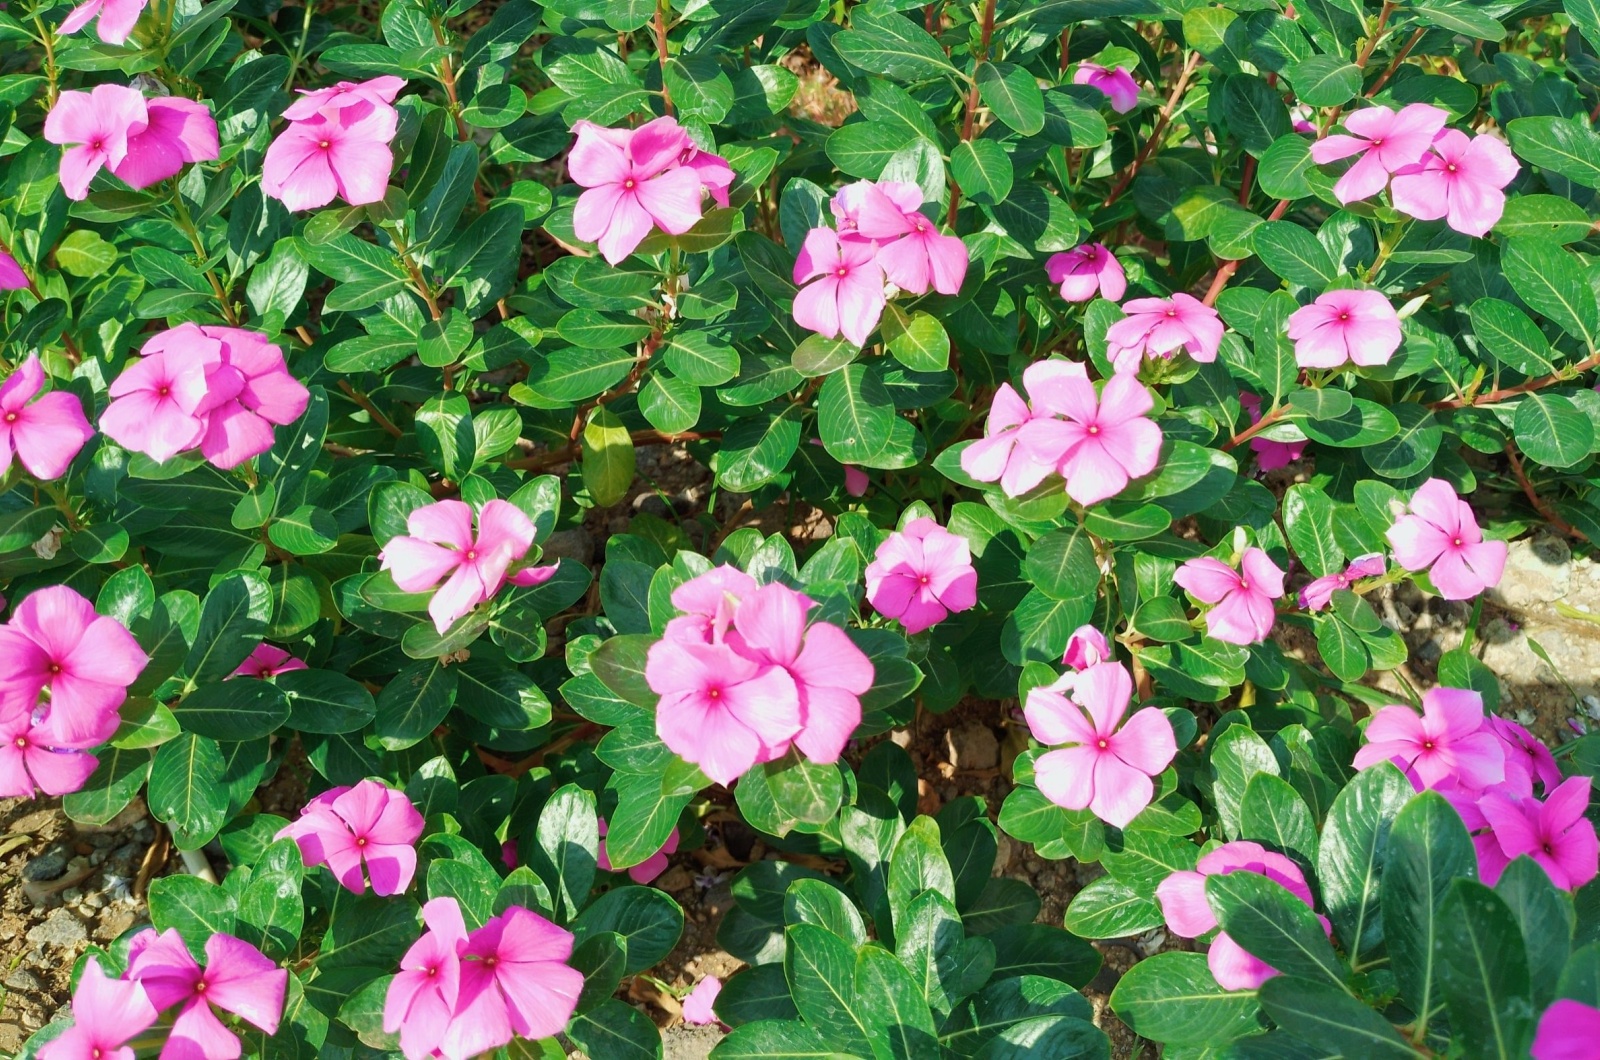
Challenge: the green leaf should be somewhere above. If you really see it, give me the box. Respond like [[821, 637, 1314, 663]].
[[1256, 976, 1418, 1056], [1206, 870, 1347, 987], [976, 63, 1045, 135], [182, 572, 269, 687], [786, 924, 875, 1054], [1363, 403, 1442, 479], [1023, 525, 1099, 600], [1283, 483, 1344, 577], [1436, 880, 1538, 1059], [881, 308, 952, 373], [149, 733, 230, 850], [1286, 55, 1361, 106], [1239, 773, 1318, 865], [534, 783, 599, 922], [237, 838, 305, 961], [1062, 875, 1164, 939], [1221, 74, 1291, 155], [62, 747, 152, 826], [638, 373, 701, 435], [1253, 222, 1336, 286], [819, 363, 908, 468], [1317, 763, 1414, 969], [173, 678, 291, 741], [568, 998, 663, 1060], [581, 406, 635, 507], [1513, 393, 1595, 469], [444, 204, 523, 315], [148, 873, 237, 957], [1502, 237, 1600, 349], [855, 945, 939, 1060], [1469, 298, 1559, 376], [1110, 951, 1263, 1046], [1508, 115, 1600, 188], [373, 659, 458, 750], [833, 10, 959, 84]]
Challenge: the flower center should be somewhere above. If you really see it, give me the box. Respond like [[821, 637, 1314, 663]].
[[915, 222, 927, 233], [1238, 580, 1248, 590], [157, 386, 170, 397], [1446, 163, 1458, 173], [465, 549, 477, 561], [1452, 537, 1463, 547], [623, 178, 636, 190], [1371, 138, 1383, 148], [194, 981, 207, 994], [1338, 312, 1350, 321], [14, 737, 27, 749], [1087, 424, 1099, 435], [1544, 843, 1555, 855], [355, 836, 367, 847], [1165, 309, 1177, 318], [3, 412, 16, 423], [485, 957, 499, 969], [48, 663, 62, 675], [835, 266, 848, 278], [1096, 739, 1109, 749], [318, 140, 330, 150], [1084, 249, 1097, 260], [708, 687, 721, 700], [91, 140, 103, 151], [918, 575, 929, 585], [1423, 741, 1435, 750]]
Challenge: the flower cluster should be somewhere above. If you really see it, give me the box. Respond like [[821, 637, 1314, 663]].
[[44, 84, 218, 200], [264, 76, 404, 211], [645, 566, 874, 786], [1, 356, 95, 481], [278, 779, 425, 896], [864, 517, 978, 635], [383, 897, 583, 1060], [792, 179, 970, 346], [0, 587, 146, 798]]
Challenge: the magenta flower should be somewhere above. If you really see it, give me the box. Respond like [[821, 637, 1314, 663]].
[[1046, 243, 1127, 303], [440, 906, 584, 1058], [960, 364, 1066, 496], [1478, 776, 1599, 891], [1024, 361, 1162, 506], [845, 465, 870, 496], [1309, 103, 1448, 204], [682, 976, 723, 1026], [1074, 63, 1140, 113], [281, 75, 406, 121], [1533, 999, 1600, 1060], [124, 929, 286, 1057], [385, 898, 469, 1060], [1352, 687, 1505, 791], [37, 957, 156, 1060], [597, 818, 679, 884], [379, 499, 552, 633], [865, 518, 978, 635], [568, 117, 713, 264], [1286, 289, 1402, 368], [1386, 478, 1507, 600], [681, 141, 734, 207], [1174, 549, 1285, 646], [277, 779, 424, 895], [114, 97, 220, 190], [262, 100, 397, 211], [0, 355, 95, 480], [1025, 661, 1178, 828], [1487, 715, 1562, 793], [850, 181, 968, 296], [1155, 841, 1331, 991], [1237, 392, 1306, 472], [232, 643, 309, 679], [1299, 553, 1385, 611], [0, 586, 147, 748], [0, 713, 98, 798], [792, 226, 886, 347], [58, 0, 147, 44], [99, 346, 218, 463], [1063, 625, 1110, 671], [0, 248, 27, 289], [1390, 129, 1518, 238], [1104, 293, 1224, 374]]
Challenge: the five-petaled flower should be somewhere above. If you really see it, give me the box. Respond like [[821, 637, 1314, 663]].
[[1309, 103, 1448, 204], [1386, 478, 1507, 600], [0, 355, 95, 481], [278, 778, 426, 895], [1286, 289, 1403, 368], [1104, 293, 1225, 374], [1046, 243, 1127, 303], [1174, 549, 1286, 646], [1353, 686, 1505, 791], [864, 517, 978, 635]]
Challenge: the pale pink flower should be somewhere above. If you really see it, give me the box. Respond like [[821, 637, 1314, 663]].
[[232, 643, 309, 679], [1298, 553, 1385, 610], [682, 976, 723, 1026], [1352, 686, 1505, 791], [1386, 478, 1506, 600], [43, 84, 144, 199], [1310, 103, 1448, 204], [597, 818, 679, 884], [830, 181, 912, 242], [792, 226, 886, 346], [1479, 776, 1599, 890], [1286, 289, 1402, 368], [865, 517, 978, 634], [1487, 715, 1562, 793], [1104, 293, 1224, 374], [277, 779, 424, 895], [1390, 129, 1518, 238], [960, 366, 1057, 496], [846, 181, 967, 296], [1174, 549, 1285, 646], [0, 586, 147, 748], [662, 564, 756, 646], [0, 713, 98, 798], [124, 929, 286, 1057], [263, 100, 397, 211], [116, 97, 219, 190], [646, 637, 802, 786], [1023, 361, 1162, 506], [385, 897, 469, 1060], [1074, 63, 1140, 113], [0, 248, 27, 289], [1063, 625, 1110, 670], [281, 76, 406, 121], [1156, 841, 1332, 991], [0, 355, 95, 480], [1046, 243, 1127, 303], [59, 0, 147, 45], [568, 117, 710, 263], [1025, 661, 1177, 828], [1238, 392, 1305, 471], [440, 906, 584, 1059], [37, 958, 156, 1060], [1533, 999, 1600, 1060], [99, 346, 219, 463], [379, 499, 552, 633], [681, 141, 734, 208]]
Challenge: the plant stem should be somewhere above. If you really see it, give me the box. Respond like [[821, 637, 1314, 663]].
[[654, 0, 674, 115], [1102, 50, 1200, 208], [338, 380, 404, 438], [1504, 441, 1587, 542], [1427, 350, 1600, 409], [948, 0, 998, 228], [170, 185, 240, 325]]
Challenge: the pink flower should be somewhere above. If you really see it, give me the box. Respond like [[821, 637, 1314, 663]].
[[44, 86, 218, 200], [1173, 549, 1285, 646], [441, 906, 584, 1058], [277, 779, 424, 895], [0, 713, 98, 798], [865, 518, 978, 634], [116, 97, 220, 190], [1309, 103, 1448, 204], [37, 957, 156, 1060], [1104, 293, 1224, 374], [59, 0, 147, 45], [1386, 478, 1507, 600], [1155, 841, 1331, 991], [569, 117, 711, 264], [1063, 625, 1110, 670], [1046, 244, 1127, 303], [1390, 129, 1518, 238], [281, 76, 406, 121], [231, 643, 309, 679], [597, 818, 679, 884], [1487, 715, 1562, 793], [682, 976, 723, 1026], [647, 637, 802, 786], [0, 355, 95, 480], [847, 181, 967, 296], [379, 499, 552, 634], [1352, 686, 1505, 791], [1298, 553, 1385, 610], [844, 465, 869, 496], [124, 929, 285, 1056], [960, 363, 1064, 496], [1024, 362, 1162, 506], [263, 100, 397, 211], [99, 346, 218, 463], [1286, 289, 1402, 368], [792, 226, 886, 347], [830, 181, 912, 242], [1025, 661, 1177, 828], [0, 586, 147, 748], [1533, 999, 1600, 1060], [0, 248, 28, 289], [1478, 776, 1599, 891], [681, 141, 734, 208], [1237, 392, 1305, 471], [385, 898, 469, 1060], [1074, 63, 1140, 113]]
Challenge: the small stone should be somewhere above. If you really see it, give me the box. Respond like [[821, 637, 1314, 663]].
[[944, 722, 1000, 771], [23, 844, 70, 883], [82, 892, 105, 909], [61, 887, 81, 902], [542, 528, 595, 567], [1490, 532, 1572, 608], [4, 969, 41, 993], [26, 908, 87, 949]]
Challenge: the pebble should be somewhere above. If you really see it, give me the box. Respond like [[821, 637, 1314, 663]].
[[944, 722, 1000, 771], [1490, 533, 1572, 609], [22, 844, 69, 883], [25, 908, 87, 949], [4, 969, 42, 993]]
